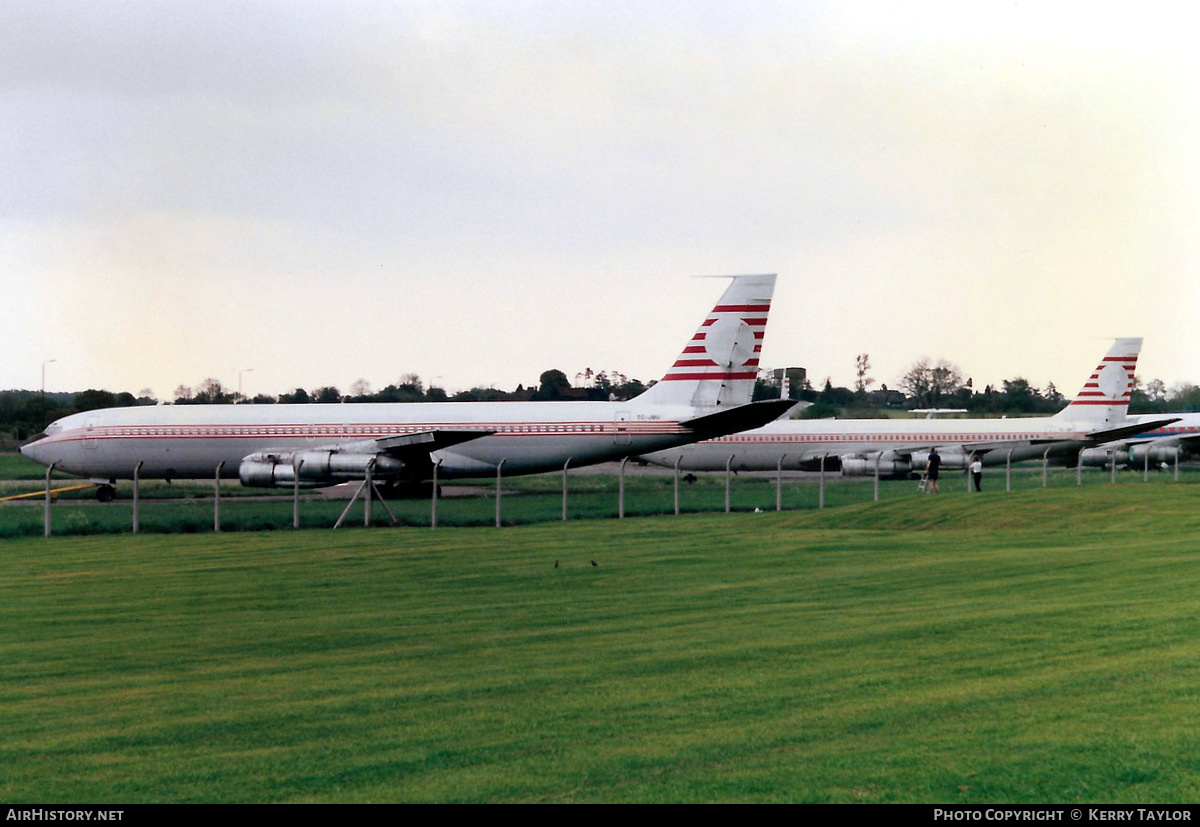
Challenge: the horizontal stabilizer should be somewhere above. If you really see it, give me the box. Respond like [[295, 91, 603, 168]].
[[680, 399, 797, 435], [1085, 418, 1181, 443]]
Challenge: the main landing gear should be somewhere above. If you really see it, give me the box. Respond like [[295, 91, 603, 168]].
[[96, 484, 116, 503]]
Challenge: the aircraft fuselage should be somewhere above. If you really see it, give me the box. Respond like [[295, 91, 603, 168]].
[[23, 400, 702, 482]]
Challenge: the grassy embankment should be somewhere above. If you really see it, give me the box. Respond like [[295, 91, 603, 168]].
[[2, 482, 1199, 802]]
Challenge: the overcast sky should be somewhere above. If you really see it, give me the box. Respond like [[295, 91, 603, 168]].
[[4, 1, 1198, 400]]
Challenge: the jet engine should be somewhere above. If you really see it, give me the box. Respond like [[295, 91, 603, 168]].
[[840, 453, 912, 478], [910, 450, 970, 472], [1078, 447, 1126, 468], [238, 449, 405, 488], [1127, 443, 1182, 466]]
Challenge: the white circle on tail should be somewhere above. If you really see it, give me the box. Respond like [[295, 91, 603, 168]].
[[704, 316, 755, 369], [1095, 360, 1127, 401]]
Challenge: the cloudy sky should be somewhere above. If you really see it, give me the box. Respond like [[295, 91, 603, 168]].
[[4, 0, 1198, 400]]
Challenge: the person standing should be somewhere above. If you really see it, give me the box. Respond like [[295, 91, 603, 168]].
[[927, 448, 941, 493], [970, 455, 982, 492]]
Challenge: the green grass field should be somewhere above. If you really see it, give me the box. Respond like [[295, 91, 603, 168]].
[[2, 482, 1200, 802]]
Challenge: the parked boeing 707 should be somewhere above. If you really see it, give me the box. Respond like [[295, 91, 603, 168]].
[[638, 337, 1178, 478], [22, 274, 793, 500]]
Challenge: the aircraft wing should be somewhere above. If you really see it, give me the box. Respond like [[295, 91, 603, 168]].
[[332, 429, 494, 458], [680, 400, 799, 435]]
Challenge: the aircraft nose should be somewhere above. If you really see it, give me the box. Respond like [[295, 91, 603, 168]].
[[19, 435, 47, 464]]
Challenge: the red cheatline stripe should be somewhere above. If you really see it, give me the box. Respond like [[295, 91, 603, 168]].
[[753, 331, 764, 339], [744, 358, 760, 367], [742, 318, 767, 326], [1069, 400, 1130, 406], [660, 371, 758, 381], [712, 304, 771, 313], [691, 333, 706, 341], [1103, 355, 1137, 361], [682, 345, 707, 354]]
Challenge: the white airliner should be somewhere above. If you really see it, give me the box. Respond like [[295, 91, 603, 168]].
[[22, 275, 794, 500], [1077, 413, 1200, 470], [638, 337, 1178, 478]]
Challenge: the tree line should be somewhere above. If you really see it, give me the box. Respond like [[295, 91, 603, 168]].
[[3, 356, 1198, 444]]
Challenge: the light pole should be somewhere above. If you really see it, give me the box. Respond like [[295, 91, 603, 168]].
[[238, 368, 254, 402], [40, 358, 56, 428]]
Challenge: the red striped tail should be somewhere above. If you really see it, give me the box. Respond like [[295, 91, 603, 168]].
[[633, 274, 775, 411], [1056, 337, 1142, 428]]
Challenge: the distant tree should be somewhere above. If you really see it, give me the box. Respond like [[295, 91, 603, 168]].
[[1000, 377, 1040, 414], [854, 353, 874, 393], [279, 388, 311, 404], [349, 378, 372, 398], [74, 389, 119, 412], [899, 358, 964, 408], [397, 373, 424, 397], [173, 385, 193, 403], [753, 369, 781, 401], [312, 386, 341, 404], [452, 387, 507, 402], [1146, 378, 1165, 401], [538, 369, 571, 400], [193, 378, 234, 404], [1169, 382, 1200, 411]]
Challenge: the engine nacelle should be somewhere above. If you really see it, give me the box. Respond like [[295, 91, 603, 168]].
[[910, 450, 970, 472], [1127, 443, 1181, 466], [1078, 447, 1125, 468], [238, 450, 406, 488], [840, 454, 912, 478]]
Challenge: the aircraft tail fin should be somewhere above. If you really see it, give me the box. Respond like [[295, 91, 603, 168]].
[[632, 274, 775, 411], [1052, 337, 1142, 428]]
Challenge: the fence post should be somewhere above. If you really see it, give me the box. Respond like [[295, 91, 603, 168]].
[[819, 455, 826, 509], [873, 454, 881, 502], [495, 459, 506, 527], [431, 459, 441, 528], [776, 455, 785, 512], [562, 458, 571, 521], [725, 455, 734, 513], [1006, 449, 1013, 492], [618, 457, 628, 519], [132, 462, 143, 534], [215, 461, 225, 532], [44, 462, 56, 538], [672, 453, 681, 513], [293, 459, 303, 529]]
